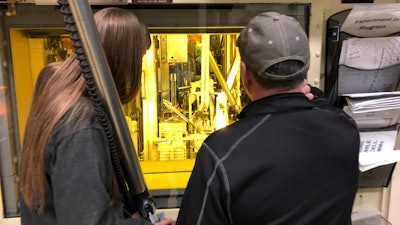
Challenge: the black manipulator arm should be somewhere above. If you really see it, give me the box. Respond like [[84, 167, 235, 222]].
[[57, 0, 157, 222]]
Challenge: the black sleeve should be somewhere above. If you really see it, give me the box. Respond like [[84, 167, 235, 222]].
[[309, 85, 358, 126], [309, 85, 330, 108]]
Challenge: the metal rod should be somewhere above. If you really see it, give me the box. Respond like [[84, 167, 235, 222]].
[[209, 52, 241, 113], [67, 0, 147, 194]]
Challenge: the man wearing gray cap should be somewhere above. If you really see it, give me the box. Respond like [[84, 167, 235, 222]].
[[176, 12, 359, 225]]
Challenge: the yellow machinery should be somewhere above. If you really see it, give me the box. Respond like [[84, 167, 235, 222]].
[[5, 3, 310, 213], [11, 30, 244, 191]]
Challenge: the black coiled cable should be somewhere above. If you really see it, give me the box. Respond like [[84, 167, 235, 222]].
[[57, 0, 136, 214]]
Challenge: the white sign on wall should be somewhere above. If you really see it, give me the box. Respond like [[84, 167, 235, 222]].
[[341, 3, 400, 37]]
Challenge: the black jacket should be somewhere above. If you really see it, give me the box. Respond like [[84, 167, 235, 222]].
[[176, 92, 359, 225]]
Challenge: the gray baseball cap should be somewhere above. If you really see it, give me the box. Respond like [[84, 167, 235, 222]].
[[236, 12, 310, 81]]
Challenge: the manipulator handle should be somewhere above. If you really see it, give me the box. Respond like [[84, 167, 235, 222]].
[[134, 189, 159, 223]]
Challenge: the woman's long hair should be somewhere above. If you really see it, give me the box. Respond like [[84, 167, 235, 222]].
[[20, 7, 151, 212]]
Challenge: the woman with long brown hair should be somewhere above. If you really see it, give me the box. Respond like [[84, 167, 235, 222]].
[[19, 7, 172, 225]]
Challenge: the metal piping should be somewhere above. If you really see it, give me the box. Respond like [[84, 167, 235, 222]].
[[209, 52, 241, 113], [199, 35, 210, 112], [67, 0, 147, 194], [226, 54, 241, 90]]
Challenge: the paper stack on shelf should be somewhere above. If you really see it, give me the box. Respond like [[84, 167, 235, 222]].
[[359, 129, 400, 172], [337, 37, 400, 96], [344, 92, 400, 171], [343, 92, 400, 129], [345, 92, 400, 113], [337, 3, 400, 175], [343, 106, 400, 129]]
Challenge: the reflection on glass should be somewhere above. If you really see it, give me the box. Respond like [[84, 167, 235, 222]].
[[44, 36, 73, 64]]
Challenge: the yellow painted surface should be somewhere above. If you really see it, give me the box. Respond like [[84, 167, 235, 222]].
[[10, 29, 35, 141], [144, 172, 192, 190], [10, 29, 45, 141], [28, 38, 46, 83], [141, 159, 195, 189]]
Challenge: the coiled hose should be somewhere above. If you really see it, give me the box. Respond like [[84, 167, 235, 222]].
[[57, 0, 136, 214]]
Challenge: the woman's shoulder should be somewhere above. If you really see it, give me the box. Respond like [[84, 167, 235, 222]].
[[53, 97, 103, 139]]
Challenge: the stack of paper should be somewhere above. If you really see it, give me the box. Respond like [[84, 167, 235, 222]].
[[343, 93, 400, 171], [359, 129, 400, 172], [343, 106, 400, 129], [338, 37, 400, 96], [345, 92, 400, 114]]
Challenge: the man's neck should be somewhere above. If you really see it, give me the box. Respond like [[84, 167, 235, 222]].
[[251, 86, 303, 101]]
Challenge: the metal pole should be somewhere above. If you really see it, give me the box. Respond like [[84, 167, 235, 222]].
[[67, 0, 147, 195]]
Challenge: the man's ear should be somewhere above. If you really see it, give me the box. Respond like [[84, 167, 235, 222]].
[[240, 61, 251, 86], [240, 61, 256, 101]]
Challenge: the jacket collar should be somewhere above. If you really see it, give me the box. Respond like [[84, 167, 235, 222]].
[[237, 92, 314, 119]]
